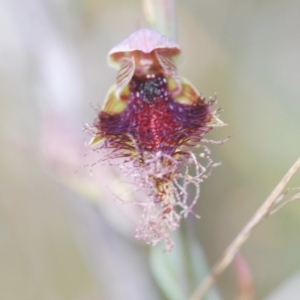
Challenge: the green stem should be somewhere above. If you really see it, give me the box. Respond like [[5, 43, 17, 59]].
[[143, 0, 177, 40]]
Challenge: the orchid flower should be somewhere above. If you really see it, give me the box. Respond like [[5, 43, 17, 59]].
[[87, 29, 226, 251]]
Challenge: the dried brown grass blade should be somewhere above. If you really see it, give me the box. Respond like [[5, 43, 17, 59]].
[[189, 157, 300, 300]]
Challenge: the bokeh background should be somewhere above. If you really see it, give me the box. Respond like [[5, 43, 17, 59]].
[[1, 0, 300, 299]]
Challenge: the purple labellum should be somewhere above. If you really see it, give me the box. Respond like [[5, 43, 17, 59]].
[[88, 29, 226, 251]]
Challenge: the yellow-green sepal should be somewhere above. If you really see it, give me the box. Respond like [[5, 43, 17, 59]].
[[171, 76, 201, 104], [88, 136, 103, 146], [102, 84, 129, 115]]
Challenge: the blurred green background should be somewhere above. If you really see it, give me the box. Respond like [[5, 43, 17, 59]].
[[0, 0, 300, 299]]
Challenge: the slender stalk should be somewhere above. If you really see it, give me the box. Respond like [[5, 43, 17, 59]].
[[142, 0, 177, 40], [189, 157, 300, 300]]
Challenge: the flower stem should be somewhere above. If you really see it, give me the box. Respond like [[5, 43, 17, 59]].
[[142, 0, 177, 40]]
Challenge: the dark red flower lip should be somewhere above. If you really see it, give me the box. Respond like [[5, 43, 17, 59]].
[[87, 29, 226, 251]]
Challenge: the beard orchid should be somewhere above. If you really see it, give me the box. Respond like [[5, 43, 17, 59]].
[[87, 29, 226, 250]]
